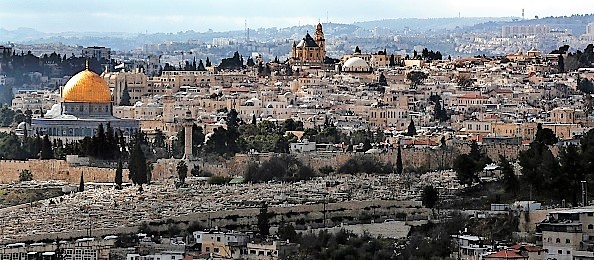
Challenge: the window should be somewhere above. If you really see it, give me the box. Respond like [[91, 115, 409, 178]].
[[588, 212, 593, 217], [556, 238, 561, 243], [566, 239, 571, 243], [567, 250, 571, 254], [590, 224, 594, 229], [558, 250, 562, 254], [205, 247, 210, 252], [214, 248, 219, 253]]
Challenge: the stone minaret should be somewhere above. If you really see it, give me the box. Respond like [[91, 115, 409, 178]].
[[182, 110, 194, 160]]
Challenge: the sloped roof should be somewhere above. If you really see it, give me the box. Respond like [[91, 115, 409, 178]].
[[508, 244, 544, 252], [296, 33, 319, 48], [484, 250, 527, 259]]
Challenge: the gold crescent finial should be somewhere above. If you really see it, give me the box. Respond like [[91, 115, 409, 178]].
[[85, 59, 89, 70]]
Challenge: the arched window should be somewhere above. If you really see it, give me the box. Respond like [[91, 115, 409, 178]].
[[588, 224, 593, 229], [556, 238, 561, 243]]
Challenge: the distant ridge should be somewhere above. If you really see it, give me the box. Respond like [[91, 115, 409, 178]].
[[354, 17, 516, 31], [465, 13, 594, 34], [1, 14, 593, 50]]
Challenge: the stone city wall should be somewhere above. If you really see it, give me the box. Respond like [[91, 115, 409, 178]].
[[215, 143, 533, 176], [0, 159, 129, 184], [0, 144, 537, 184]]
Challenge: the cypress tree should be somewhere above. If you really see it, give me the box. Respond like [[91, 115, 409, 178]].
[[115, 159, 123, 189], [40, 135, 53, 159], [257, 202, 271, 237], [396, 144, 403, 174], [128, 133, 148, 185], [499, 155, 519, 195], [120, 84, 132, 106], [177, 160, 188, 184], [406, 120, 417, 136], [79, 172, 84, 192]]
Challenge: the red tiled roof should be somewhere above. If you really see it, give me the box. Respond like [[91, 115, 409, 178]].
[[509, 244, 544, 252], [484, 250, 527, 259]]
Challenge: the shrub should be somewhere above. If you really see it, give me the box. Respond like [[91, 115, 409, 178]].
[[19, 169, 33, 182], [208, 176, 231, 185], [337, 155, 394, 175]]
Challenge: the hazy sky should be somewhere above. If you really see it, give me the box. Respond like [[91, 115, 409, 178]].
[[0, 0, 591, 33]]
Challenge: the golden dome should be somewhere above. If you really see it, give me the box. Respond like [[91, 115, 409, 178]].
[[62, 69, 111, 103]]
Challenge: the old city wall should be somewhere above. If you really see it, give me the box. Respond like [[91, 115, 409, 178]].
[[0, 160, 130, 184], [0, 144, 537, 184], [209, 143, 532, 176]]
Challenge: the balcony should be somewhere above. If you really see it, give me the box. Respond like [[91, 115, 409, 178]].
[[538, 222, 582, 233]]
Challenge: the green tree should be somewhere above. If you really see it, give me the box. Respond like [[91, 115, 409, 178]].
[[115, 159, 123, 190], [499, 155, 519, 195], [318, 165, 334, 175], [406, 120, 417, 136], [468, 140, 492, 172], [40, 135, 53, 159], [120, 84, 132, 106], [518, 142, 548, 191], [197, 59, 206, 71], [176, 160, 188, 184], [79, 172, 84, 192], [128, 134, 148, 185], [579, 78, 594, 94], [396, 144, 403, 174], [422, 185, 439, 209], [207, 175, 231, 185], [19, 169, 32, 182], [378, 73, 388, 86], [257, 202, 271, 237], [246, 57, 255, 67], [282, 118, 298, 132], [277, 222, 298, 242], [453, 154, 478, 185], [153, 129, 166, 148], [558, 54, 565, 73], [558, 145, 583, 204], [406, 71, 428, 87], [534, 123, 558, 145], [361, 138, 372, 152], [582, 129, 594, 182], [455, 75, 474, 89]]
